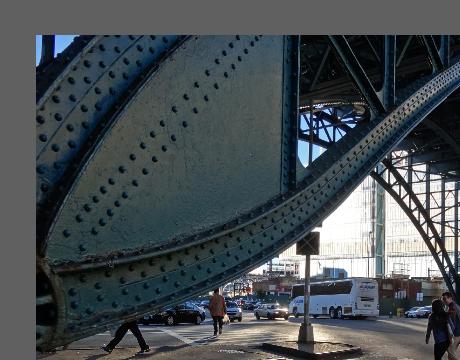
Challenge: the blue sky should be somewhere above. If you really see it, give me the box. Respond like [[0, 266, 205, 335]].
[[36, 35, 77, 66]]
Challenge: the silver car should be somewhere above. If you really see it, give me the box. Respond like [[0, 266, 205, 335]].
[[226, 301, 243, 322], [254, 303, 289, 320]]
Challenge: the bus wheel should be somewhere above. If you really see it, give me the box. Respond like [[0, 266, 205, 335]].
[[337, 307, 343, 319], [329, 307, 336, 319]]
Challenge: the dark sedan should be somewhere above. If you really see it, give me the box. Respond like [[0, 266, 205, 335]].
[[140, 303, 206, 326]]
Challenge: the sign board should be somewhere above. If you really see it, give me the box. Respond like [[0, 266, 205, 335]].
[[296, 231, 320, 255]]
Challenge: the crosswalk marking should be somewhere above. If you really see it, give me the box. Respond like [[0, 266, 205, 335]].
[[156, 323, 297, 346]]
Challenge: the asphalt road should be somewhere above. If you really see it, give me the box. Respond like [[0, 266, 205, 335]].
[[37, 311, 444, 360]]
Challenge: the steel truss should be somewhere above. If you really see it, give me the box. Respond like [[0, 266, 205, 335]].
[[371, 157, 460, 296]]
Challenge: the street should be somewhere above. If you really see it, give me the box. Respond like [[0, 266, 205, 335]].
[[38, 311, 440, 360]]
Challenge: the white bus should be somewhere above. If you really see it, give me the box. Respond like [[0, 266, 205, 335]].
[[288, 278, 379, 319]]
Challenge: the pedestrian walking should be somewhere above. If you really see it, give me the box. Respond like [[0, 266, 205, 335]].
[[209, 288, 227, 336], [101, 320, 150, 354], [442, 292, 460, 360], [426, 299, 454, 360]]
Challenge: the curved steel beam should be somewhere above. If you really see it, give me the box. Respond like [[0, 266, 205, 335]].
[[36, 34, 460, 350]]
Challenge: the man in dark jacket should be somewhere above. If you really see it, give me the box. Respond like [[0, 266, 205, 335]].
[[101, 320, 150, 354], [442, 292, 460, 360], [209, 288, 227, 336]]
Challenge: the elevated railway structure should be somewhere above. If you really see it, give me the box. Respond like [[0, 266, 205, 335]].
[[36, 35, 460, 350]]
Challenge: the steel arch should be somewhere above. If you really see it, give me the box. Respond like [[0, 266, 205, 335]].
[[36, 35, 460, 350]]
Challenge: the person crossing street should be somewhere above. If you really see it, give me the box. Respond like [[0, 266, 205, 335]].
[[209, 288, 227, 336]]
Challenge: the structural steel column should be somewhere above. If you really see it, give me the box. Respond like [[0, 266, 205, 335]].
[[375, 164, 386, 277]]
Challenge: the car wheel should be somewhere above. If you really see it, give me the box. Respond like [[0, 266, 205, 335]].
[[238, 317, 242, 322], [165, 315, 175, 326], [284, 315, 289, 320], [337, 307, 343, 319], [230, 319, 234, 323], [329, 307, 336, 319], [293, 307, 299, 318], [195, 315, 202, 325], [267, 313, 272, 320], [255, 312, 260, 320]]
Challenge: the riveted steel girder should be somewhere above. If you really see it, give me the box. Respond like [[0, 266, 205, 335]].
[[36, 34, 460, 351]]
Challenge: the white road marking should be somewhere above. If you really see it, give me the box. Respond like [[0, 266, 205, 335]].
[[158, 328, 199, 346]]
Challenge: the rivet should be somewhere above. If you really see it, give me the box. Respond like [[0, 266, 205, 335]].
[[192, 275, 197, 281], [119, 166, 126, 173], [160, 120, 165, 127], [36, 165, 46, 174], [40, 183, 48, 192], [99, 218, 106, 226], [222, 50, 227, 56], [51, 144, 60, 152], [183, 94, 189, 100], [68, 288, 77, 296], [80, 104, 88, 112], [39, 134, 47, 142], [193, 107, 198, 113], [155, 288, 161, 294], [140, 142, 146, 149], [149, 131, 156, 138], [229, 42, 234, 48], [151, 156, 158, 162], [84, 76, 91, 84], [129, 154, 136, 161], [79, 245, 86, 252], [123, 58, 130, 65], [122, 288, 128, 295], [63, 229, 70, 238], [105, 270, 112, 277], [238, 56, 242, 62], [171, 135, 176, 142], [231, 64, 236, 70], [83, 60, 91, 67], [68, 77, 75, 84], [132, 179, 139, 186], [94, 282, 102, 290], [120, 277, 126, 284], [162, 275, 168, 282], [142, 168, 149, 175], [171, 106, 178, 113], [112, 302, 118, 308], [68, 140, 76, 148], [215, 58, 220, 64], [194, 82, 199, 88], [91, 227, 98, 235], [52, 95, 60, 103], [136, 44, 143, 51], [108, 178, 115, 185], [244, 48, 248, 54], [95, 103, 102, 111], [79, 274, 87, 283], [107, 209, 114, 217], [224, 72, 228, 78], [123, 73, 129, 80], [92, 196, 99, 203], [207, 268, 212, 274], [205, 70, 210, 76], [84, 204, 91, 212], [97, 295, 104, 302], [214, 83, 219, 89], [109, 87, 116, 95], [161, 145, 167, 152], [66, 124, 74, 132], [135, 295, 141, 301], [122, 191, 128, 198], [236, 35, 241, 40], [99, 61, 106, 68], [70, 301, 78, 309], [143, 283, 150, 289], [81, 121, 90, 129]]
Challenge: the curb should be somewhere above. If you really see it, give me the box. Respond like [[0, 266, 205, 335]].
[[262, 341, 362, 359]]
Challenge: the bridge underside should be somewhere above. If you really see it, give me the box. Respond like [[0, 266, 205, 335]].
[[36, 35, 460, 350]]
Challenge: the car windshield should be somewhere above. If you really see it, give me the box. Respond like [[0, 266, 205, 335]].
[[409, 307, 420, 311], [226, 302, 238, 307]]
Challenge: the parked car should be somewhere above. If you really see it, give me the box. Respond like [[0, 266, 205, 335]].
[[226, 301, 243, 322], [254, 303, 289, 320], [199, 299, 210, 309], [415, 306, 432, 318], [404, 306, 422, 318], [140, 303, 206, 326]]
